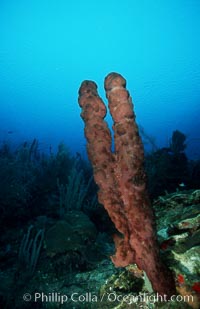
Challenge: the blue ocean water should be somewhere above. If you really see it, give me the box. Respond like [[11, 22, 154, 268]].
[[0, 0, 199, 159]]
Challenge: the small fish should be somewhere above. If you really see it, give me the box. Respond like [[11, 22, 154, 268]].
[[179, 182, 186, 188]]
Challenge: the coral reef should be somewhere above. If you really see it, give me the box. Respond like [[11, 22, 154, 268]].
[[78, 72, 176, 296], [0, 137, 199, 308]]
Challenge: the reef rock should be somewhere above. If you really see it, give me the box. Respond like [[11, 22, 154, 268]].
[[45, 211, 97, 256], [154, 190, 200, 307]]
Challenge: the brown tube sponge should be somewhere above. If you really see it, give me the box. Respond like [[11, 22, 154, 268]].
[[78, 73, 176, 297]]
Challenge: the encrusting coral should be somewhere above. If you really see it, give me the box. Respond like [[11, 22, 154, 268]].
[[78, 72, 176, 297]]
